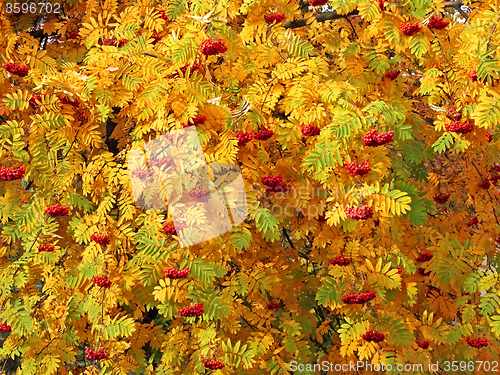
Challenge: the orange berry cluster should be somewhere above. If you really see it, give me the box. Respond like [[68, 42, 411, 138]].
[[300, 125, 321, 136], [132, 169, 154, 180], [0, 323, 12, 332], [164, 267, 189, 279], [385, 71, 400, 80], [262, 174, 291, 192], [478, 180, 491, 189], [433, 192, 450, 204], [45, 204, 69, 217], [466, 337, 488, 348], [201, 356, 225, 370], [399, 22, 421, 36], [345, 205, 374, 220], [310, 0, 329, 5], [0, 166, 25, 181], [427, 16, 449, 29], [445, 121, 474, 134], [467, 217, 478, 227], [188, 187, 211, 202], [345, 159, 371, 177], [178, 303, 204, 317], [199, 39, 227, 56], [92, 276, 111, 288], [416, 340, 429, 349], [236, 131, 253, 147], [38, 245, 54, 252], [415, 252, 433, 262], [362, 330, 385, 343], [254, 127, 273, 141], [3, 62, 29, 77], [29, 94, 43, 110], [362, 130, 394, 146], [446, 106, 462, 121], [90, 234, 109, 246], [187, 115, 206, 127], [266, 302, 281, 310], [265, 14, 286, 24], [85, 345, 109, 360], [328, 255, 350, 266], [341, 291, 376, 304]]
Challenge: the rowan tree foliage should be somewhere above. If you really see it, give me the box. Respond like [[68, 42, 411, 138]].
[[1, 0, 500, 374]]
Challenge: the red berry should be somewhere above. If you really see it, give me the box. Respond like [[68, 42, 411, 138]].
[[362, 330, 385, 343], [385, 71, 400, 80], [427, 16, 449, 30], [262, 174, 291, 192], [467, 217, 479, 227], [266, 302, 281, 310], [265, 14, 286, 24], [446, 107, 462, 121], [151, 34, 162, 45], [399, 22, 421, 36], [0, 323, 12, 333], [236, 131, 253, 147], [470, 70, 478, 82], [85, 345, 109, 361], [188, 187, 211, 202], [486, 133, 494, 142], [156, 10, 171, 22], [163, 223, 187, 235], [478, 180, 491, 189], [3, 62, 29, 77], [29, 94, 43, 110], [310, 0, 329, 5], [378, 0, 386, 11], [445, 121, 474, 134], [396, 267, 402, 274], [90, 234, 110, 246], [92, 275, 112, 288], [416, 340, 430, 349], [0, 166, 25, 181], [415, 252, 433, 262], [345, 159, 371, 177], [328, 254, 350, 266], [199, 39, 227, 56], [178, 303, 204, 317], [45, 204, 69, 217], [341, 291, 376, 304], [362, 130, 394, 146], [433, 192, 450, 204], [300, 125, 321, 136], [344, 205, 374, 220], [165, 267, 190, 279], [103, 38, 117, 46], [254, 127, 273, 141], [186, 116, 206, 127], [58, 96, 79, 108], [418, 268, 431, 276], [68, 31, 79, 39], [466, 336, 488, 348], [38, 244, 55, 252]]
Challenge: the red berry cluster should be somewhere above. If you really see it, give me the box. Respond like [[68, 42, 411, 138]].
[[317, 214, 327, 222], [38, 245, 55, 252], [199, 39, 227, 56], [262, 174, 291, 192], [254, 127, 273, 141], [163, 223, 187, 235], [399, 22, 421, 36], [328, 254, 350, 266], [345, 159, 371, 177], [394, 266, 402, 274], [151, 34, 162, 45], [92, 276, 112, 288], [362, 130, 394, 146], [310, 0, 329, 5], [178, 303, 204, 317], [385, 71, 400, 80], [58, 96, 79, 108], [132, 169, 154, 180], [478, 180, 491, 189], [85, 346, 109, 360], [201, 357, 225, 370], [433, 192, 450, 204], [446, 106, 462, 121], [462, 292, 472, 304], [103, 38, 117, 46], [373, 219, 380, 226], [3, 62, 29, 77], [29, 94, 43, 110], [150, 158, 175, 169], [45, 204, 69, 217], [378, 0, 386, 11], [164, 267, 189, 279], [445, 121, 474, 134], [0, 167, 25, 181], [418, 268, 431, 276], [187, 115, 206, 127], [157, 10, 171, 22], [0, 323, 12, 332], [467, 217, 478, 227], [188, 187, 211, 202], [175, 63, 201, 77], [119, 39, 128, 46], [266, 302, 281, 310], [486, 133, 494, 142], [345, 206, 374, 220], [427, 16, 449, 30], [362, 330, 385, 343], [491, 164, 500, 173], [415, 252, 433, 262], [416, 340, 430, 349], [466, 337, 488, 348], [265, 14, 286, 24], [469, 70, 478, 82], [341, 292, 376, 304], [236, 131, 253, 147], [68, 31, 79, 39], [300, 125, 321, 136], [490, 174, 500, 185], [90, 234, 110, 246]]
